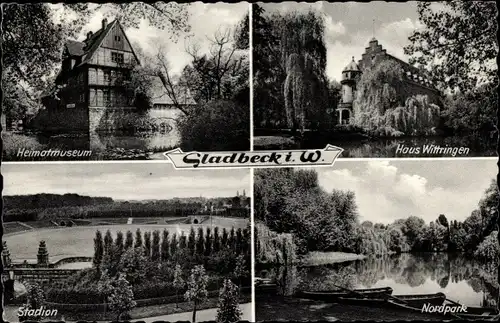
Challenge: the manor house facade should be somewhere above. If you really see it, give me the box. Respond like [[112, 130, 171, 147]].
[[42, 18, 195, 133], [337, 38, 442, 125]]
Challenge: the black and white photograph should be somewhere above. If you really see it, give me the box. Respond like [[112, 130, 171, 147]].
[[254, 160, 499, 321], [2, 163, 251, 322], [252, 1, 497, 157], [2, 2, 250, 161]]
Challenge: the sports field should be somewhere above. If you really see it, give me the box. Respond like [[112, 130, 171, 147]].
[[4, 217, 248, 262]]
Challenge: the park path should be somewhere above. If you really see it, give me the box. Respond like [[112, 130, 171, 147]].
[[4, 303, 252, 323], [134, 303, 252, 323]]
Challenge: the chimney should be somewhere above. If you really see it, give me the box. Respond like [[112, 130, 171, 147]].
[[86, 31, 93, 40], [102, 18, 108, 30]]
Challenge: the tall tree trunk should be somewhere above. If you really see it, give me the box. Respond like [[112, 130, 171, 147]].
[[192, 302, 197, 323]]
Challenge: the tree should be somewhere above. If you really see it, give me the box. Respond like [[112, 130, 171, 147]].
[[134, 229, 143, 248], [144, 231, 152, 258], [229, 228, 236, 249], [104, 230, 113, 254], [216, 279, 242, 323], [107, 273, 137, 321], [115, 231, 124, 254], [176, 100, 250, 151], [361, 221, 374, 228], [93, 230, 104, 269], [404, 1, 497, 93], [21, 282, 46, 321], [171, 233, 179, 259], [180, 232, 188, 250], [205, 227, 213, 257], [232, 254, 247, 288], [221, 228, 229, 249], [252, 7, 329, 129], [173, 264, 185, 308], [152, 230, 161, 261], [118, 247, 147, 284], [125, 230, 134, 250], [161, 229, 170, 261], [185, 26, 246, 102], [402, 216, 426, 249], [213, 227, 221, 253], [185, 265, 209, 323], [188, 227, 196, 256], [97, 270, 114, 317], [196, 227, 205, 257]]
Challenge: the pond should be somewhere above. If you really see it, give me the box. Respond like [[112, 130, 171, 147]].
[[3, 129, 180, 161], [257, 253, 498, 319], [254, 134, 496, 158]]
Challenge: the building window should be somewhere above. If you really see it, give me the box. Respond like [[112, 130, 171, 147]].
[[97, 90, 104, 106], [111, 52, 124, 64], [89, 89, 97, 106], [115, 35, 121, 42], [89, 68, 96, 84], [103, 90, 110, 106], [104, 70, 111, 82]]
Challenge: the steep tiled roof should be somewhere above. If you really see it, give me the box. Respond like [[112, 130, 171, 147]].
[[65, 40, 85, 56], [78, 20, 118, 66]]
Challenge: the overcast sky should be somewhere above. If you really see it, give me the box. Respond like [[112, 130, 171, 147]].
[[261, 1, 437, 82], [2, 163, 250, 200], [52, 2, 248, 76], [316, 159, 497, 224]]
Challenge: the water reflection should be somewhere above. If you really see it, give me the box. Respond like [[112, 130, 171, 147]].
[[259, 253, 498, 307], [256, 134, 496, 157], [9, 129, 180, 160]]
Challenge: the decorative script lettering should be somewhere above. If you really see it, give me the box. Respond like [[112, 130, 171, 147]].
[[164, 145, 343, 169]]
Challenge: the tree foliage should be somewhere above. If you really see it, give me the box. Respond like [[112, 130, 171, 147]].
[[177, 100, 250, 151], [404, 1, 498, 93], [106, 273, 137, 321], [216, 279, 242, 323], [93, 230, 104, 269], [252, 5, 329, 129], [352, 60, 440, 136], [185, 265, 209, 323], [255, 168, 359, 254]]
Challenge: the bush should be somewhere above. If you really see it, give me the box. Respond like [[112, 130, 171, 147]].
[[474, 231, 499, 261], [177, 100, 250, 151], [2, 133, 46, 161]]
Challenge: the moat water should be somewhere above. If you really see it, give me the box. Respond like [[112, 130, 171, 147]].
[[4, 130, 180, 161], [257, 253, 498, 309], [254, 134, 496, 158]]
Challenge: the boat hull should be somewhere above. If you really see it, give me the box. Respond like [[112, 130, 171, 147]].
[[337, 292, 446, 309], [296, 287, 393, 301]]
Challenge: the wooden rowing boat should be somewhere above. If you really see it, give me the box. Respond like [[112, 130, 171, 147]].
[[381, 300, 499, 321], [337, 292, 446, 308], [296, 287, 393, 301], [445, 304, 499, 320]]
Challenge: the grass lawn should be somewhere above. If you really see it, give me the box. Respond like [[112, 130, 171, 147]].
[[58, 295, 251, 321], [5, 217, 248, 262], [4, 222, 33, 235]]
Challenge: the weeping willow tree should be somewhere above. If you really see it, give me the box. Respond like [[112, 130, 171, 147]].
[[255, 222, 296, 266], [254, 9, 329, 130], [353, 60, 440, 136]]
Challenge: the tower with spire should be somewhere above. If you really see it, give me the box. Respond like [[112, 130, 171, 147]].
[[338, 56, 361, 124]]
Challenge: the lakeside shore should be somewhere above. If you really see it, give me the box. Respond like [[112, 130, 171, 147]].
[[299, 252, 366, 266]]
